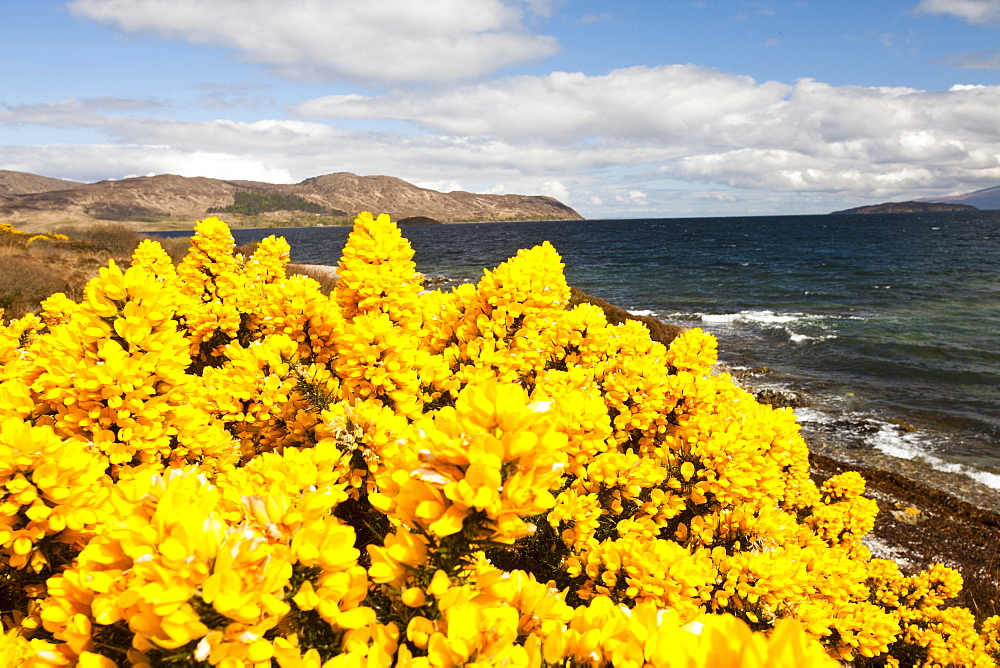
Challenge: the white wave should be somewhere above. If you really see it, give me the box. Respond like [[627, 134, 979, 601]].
[[798, 409, 1000, 491], [627, 309, 656, 317], [699, 310, 838, 343], [700, 309, 814, 325], [868, 422, 1000, 490], [700, 312, 742, 323], [793, 407, 830, 424], [790, 332, 837, 344]]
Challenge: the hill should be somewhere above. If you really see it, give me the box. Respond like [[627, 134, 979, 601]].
[[0, 171, 582, 231], [925, 184, 1000, 210], [0, 170, 83, 198], [830, 201, 978, 215]]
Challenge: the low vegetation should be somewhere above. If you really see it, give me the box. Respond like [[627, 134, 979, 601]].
[[0, 223, 302, 319], [209, 190, 345, 217], [0, 214, 998, 666]]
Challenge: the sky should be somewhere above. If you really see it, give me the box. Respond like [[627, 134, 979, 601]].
[[2, 1, 1000, 218]]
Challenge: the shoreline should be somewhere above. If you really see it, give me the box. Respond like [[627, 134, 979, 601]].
[[719, 361, 1000, 512], [736, 363, 1000, 611], [810, 452, 1000, 617], [728, 354, 1000, 617], [802, 421, 1000, 512]]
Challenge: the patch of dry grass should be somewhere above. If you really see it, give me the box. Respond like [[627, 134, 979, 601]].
[[286, 263, 339, 295], [68, 223, 146, 257], [0, 222, 323, 322], [0, 224, 146, 321], [154, 236, 194, 264]]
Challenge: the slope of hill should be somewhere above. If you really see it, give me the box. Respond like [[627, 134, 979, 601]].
[[0, 171, 582, 231], [925, 185, 1000, 210], [0, 171, 83, 197]]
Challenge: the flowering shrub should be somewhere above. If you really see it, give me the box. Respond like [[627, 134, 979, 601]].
[[0, 213, 997, 667], [0, 224, 68, 249]]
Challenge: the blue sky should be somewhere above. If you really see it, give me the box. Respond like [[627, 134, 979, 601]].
[[2, 0, 1000, 217]]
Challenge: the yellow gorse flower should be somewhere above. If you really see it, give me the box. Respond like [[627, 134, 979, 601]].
[[0, 213, 994, 667]]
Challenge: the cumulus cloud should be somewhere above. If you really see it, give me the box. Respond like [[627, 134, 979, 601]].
[[6, 62, 1000, 215], [0, 144, 295, 184], [66, 0, 561, 83], [539, 180, 570, 201], [615, 190, 648, 206], [409, 178, 465, 193], [292, 65, 1000, 195], [914, 0, 1000, 25], [294, 65, 792, 144]]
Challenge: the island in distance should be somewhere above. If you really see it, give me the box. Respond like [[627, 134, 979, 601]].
[[830, 201, 979, 215], [0, 170, 582, 232], [830, 183, 1000, 215]]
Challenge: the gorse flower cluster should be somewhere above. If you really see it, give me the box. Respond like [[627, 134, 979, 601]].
[[0, 223, 68, 248], [0, 213, 997, 667]]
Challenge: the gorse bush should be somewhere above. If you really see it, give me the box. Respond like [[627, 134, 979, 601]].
[[0, 213, 997, 667], [0, 224, 69, 249]]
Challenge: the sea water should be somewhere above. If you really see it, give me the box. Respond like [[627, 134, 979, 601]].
[[170, 211, 1000, 503]]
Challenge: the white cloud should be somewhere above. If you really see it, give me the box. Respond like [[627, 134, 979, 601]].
[[409, 178, 465, 193], [7, 62, 1000, 216], [914, 0, 1000, 25], [615, 190, 648, 205], [67, 0, 561, 83], [0, 144, 294, 184], [0, 97, 163, 129], [694, 191, 739, 202], [294, 65, 792, 144], [292, 65, 1000, 195], [539, 180, 570, 201]]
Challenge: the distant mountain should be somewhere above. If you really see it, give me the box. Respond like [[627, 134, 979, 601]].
[[830, 201, 978, 215], [0, 171, 582, 230], [0, 170, 83, 198], [924, 185, 1000, 210]]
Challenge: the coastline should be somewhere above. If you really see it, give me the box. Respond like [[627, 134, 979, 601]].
[[607, 297, 1000, 611], [725, 349, 1000, 617], [810, 452, 1000, 617], [802, 421, 1000, 513], [733, 364, 1000, 612]]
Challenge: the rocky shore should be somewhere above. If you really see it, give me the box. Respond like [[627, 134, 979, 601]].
[[735, 374, 1000, 619], [811, 452, 1000, 618]]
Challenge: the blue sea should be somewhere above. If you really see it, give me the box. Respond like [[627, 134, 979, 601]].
[[162, 211, 1000, 505]]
